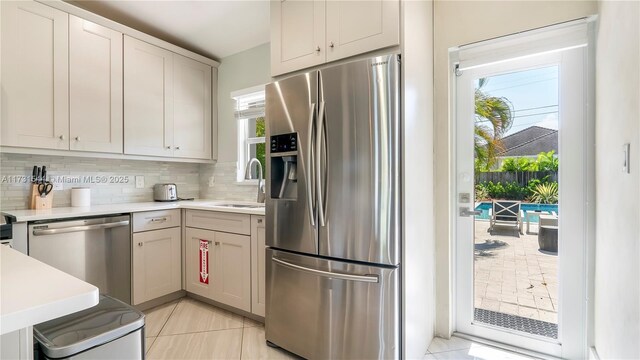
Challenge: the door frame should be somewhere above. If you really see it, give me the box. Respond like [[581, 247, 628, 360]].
[[449, 19, 596, 359]]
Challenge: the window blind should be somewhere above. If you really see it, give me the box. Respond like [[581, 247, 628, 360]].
[[233, 90, 265, 120], [455, 18, 591, 72]]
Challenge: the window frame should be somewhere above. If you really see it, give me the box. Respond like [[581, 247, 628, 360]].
[[233, 85, 266, 184]]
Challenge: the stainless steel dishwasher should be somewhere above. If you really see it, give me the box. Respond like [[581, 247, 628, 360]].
[[28, 214, 131, 304]]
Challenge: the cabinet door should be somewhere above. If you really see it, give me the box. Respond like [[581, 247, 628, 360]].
[[69, 16, 123, 153], [213, 232, 251, 312], [270, 0, 325, 76], [173, 54, 212, 159], [0, 1, 69, 149], [124, 35, 174, 157], [325, 0, 400, 62], [185, 227, 215, 298], [251, 216, 266, 317], [132, 227, 181, 305]]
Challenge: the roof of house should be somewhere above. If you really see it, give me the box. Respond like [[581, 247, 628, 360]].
[[497, 126, 558, 157]]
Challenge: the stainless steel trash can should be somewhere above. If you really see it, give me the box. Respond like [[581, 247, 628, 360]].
[[34, 295, 145, 360]]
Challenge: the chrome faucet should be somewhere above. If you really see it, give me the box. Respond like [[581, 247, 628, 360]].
[[244, 158, 265, 203]]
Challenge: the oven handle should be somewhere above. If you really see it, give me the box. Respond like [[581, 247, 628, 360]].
[[272, 257, 379, 283], [32, 220, 130, 236]]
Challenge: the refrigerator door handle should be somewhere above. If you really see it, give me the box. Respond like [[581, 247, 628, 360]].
[[316, 101, 327, 227], [306, 102, 316, 227], [272, 257, 379, 283]]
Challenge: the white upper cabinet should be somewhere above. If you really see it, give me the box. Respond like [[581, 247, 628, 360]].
[[1, 1, 69, 149], [325, 0, 400, 62], [69, 16, 123, 154], [124, 36, 213, 160], [271, 0, 326, 76], [173, 54, 212, 160], [271, 0, 400, 76], [124, 35, 174, 157]]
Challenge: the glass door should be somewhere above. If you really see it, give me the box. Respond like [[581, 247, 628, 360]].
[[454, 42, 591, 358]]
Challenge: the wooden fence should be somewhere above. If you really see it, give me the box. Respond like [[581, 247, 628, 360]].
[[475, 171, 558, 186]]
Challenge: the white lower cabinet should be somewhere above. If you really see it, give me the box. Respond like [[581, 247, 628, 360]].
[[185, 227, 251, 312], [132, 227, 182, 305], [250, 216, 266, 317]]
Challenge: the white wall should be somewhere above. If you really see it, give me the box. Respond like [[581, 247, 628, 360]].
[[402, 1, 435, 358], [198, 43, 271, 202], [593, 1, 640, 358], [216, 43, 270, 163], [433, 0, 597, 337]]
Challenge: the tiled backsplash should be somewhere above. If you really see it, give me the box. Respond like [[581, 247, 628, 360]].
[[0, 154, 257, 210], [200, 162, 258, 201], [0, 153, 201, 209]]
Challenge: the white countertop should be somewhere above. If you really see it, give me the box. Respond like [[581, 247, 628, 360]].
[[0, 246, 99, 335], [2, 200, 265, 222]]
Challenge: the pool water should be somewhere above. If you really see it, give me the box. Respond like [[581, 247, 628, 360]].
[[474, 202, 558, 223]]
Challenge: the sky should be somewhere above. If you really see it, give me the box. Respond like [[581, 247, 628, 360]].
[[478, 66, 559, 137]]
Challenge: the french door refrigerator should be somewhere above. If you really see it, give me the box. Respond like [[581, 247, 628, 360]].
[[265, 54, 401, 359]]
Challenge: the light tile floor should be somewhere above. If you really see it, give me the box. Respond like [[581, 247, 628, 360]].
[[425, 336, 541, 360], [474, 221, 558, 323], [145, 298, 542, 360], [144, 297, 298, 360]]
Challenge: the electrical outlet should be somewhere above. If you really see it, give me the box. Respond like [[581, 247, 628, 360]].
[[208, 176, 215, 187], [135, 176, 144, 189]]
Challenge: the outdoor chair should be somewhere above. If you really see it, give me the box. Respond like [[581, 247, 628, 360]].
[[489, 200, 524, 234]]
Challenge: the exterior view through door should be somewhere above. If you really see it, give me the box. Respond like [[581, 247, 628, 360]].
[[453, 20, 594, 359]]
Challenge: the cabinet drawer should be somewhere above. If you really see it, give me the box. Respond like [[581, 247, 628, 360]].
[[133, 209, 181, 232], [186, 210, 251, 235]]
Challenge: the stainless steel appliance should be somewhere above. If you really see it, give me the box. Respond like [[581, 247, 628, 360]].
[[154, 183, 178, 201], [265, 54, 401, 359], [34, 295, 145, 360], [28, 215, 132, 304]]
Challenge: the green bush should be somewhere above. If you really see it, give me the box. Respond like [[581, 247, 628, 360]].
[[475, 181, 531, 201], [475, 179, 559, 203], [530, 182, 559, 204], [500, 157, 535, 172], [536, 151, 559, 172]]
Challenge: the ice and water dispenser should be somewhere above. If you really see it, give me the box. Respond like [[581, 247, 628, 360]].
[[270, 133, 298, 200]]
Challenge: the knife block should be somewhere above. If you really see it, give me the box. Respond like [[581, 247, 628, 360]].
[[30, 184, 53, 210]]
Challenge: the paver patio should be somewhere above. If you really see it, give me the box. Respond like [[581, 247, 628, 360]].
[[474, 220, 558, 325]]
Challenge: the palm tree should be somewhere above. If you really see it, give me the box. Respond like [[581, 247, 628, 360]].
[[474, 78, 514, 170]]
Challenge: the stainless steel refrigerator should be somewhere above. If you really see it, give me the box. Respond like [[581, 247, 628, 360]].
[[265, 54, 401, 359]]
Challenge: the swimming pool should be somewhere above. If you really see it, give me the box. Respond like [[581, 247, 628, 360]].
[[474, 202, 558, 223]]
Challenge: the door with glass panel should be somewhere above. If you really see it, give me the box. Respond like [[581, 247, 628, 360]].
[[453, 24, 593, 359]]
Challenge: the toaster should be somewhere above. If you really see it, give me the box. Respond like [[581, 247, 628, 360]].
[[154, 183, 178, 201]]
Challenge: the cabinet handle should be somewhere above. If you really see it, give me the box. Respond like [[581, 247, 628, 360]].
[[75, 136, 80, 141], [315, 46, 321, 52], [175, 146, 180, 150], [150, 217, 167, 223], [138, 242, 143, 247], [257, 219, 263, 224], [330, 42, 334, 48], [215, 241, 220, 246], [58, 135, 65, 140], [166, 146, 171, 149]]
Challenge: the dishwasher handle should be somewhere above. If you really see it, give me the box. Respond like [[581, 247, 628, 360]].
[[32, 220, 130, 236]]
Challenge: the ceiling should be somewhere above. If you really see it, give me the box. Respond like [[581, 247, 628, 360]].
[[68, 0, 270, 60]]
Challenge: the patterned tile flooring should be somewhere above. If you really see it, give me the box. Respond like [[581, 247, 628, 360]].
[[474, 221, 558, 324], [144, 297, 297, 360]]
